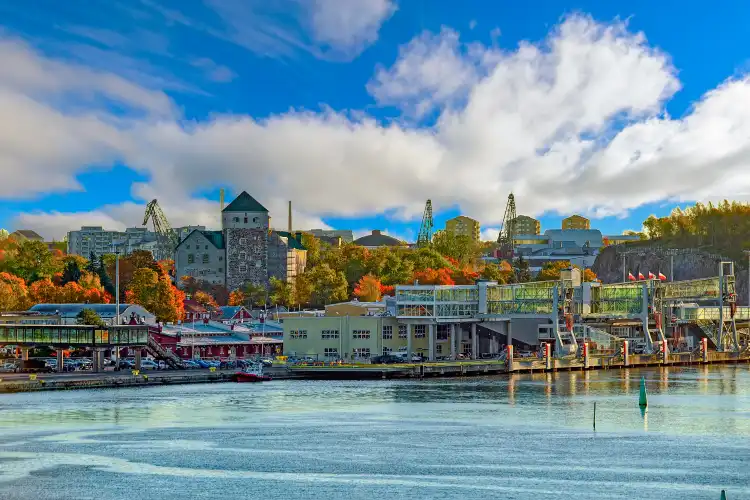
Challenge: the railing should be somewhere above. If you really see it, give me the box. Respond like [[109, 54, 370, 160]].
[[146, 335, 185, 369], [575, 325, 620, 351], [659, 277, 721, 300], [589, 283, 643, 316]]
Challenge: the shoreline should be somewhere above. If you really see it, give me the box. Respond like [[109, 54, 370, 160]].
[[2, 352, 748, 393]]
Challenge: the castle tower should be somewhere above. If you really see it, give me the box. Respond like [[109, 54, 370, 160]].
[[222, 191, 269, 291]]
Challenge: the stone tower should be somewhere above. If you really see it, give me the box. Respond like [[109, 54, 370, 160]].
[[222, 191, 269, 291]]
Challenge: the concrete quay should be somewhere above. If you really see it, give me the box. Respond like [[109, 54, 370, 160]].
[[2, 352, 749, 393]]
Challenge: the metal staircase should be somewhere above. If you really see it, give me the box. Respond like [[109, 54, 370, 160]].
[[146, 334, 185, 369]]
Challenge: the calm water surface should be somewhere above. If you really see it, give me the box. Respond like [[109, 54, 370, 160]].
[[1, 365, 749, 499]]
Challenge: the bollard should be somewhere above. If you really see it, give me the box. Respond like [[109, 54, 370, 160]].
[[623, 340, 629, 367], [544, 342, 552, 371], [29, 374, 37, 381], [209, 366, 216, 373], [506, 344, 514, 372], [701, 337, 708, 363], [583, 342, 590, 370], [131, 369, 140, 376]]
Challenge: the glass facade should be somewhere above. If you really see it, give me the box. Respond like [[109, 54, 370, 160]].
[[0, 325, 148, 346], [486, 282, 556, 315]]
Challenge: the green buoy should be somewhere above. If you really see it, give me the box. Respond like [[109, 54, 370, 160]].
[[639, 376, 648, 409], [721, 489, 727, 499]]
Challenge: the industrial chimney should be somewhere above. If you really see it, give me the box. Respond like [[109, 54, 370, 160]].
[[220, 188, 225, 211], [288, 200, 292, 234]]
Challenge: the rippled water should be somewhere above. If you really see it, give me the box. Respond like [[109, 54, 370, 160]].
[[1, 365, 749, 499]]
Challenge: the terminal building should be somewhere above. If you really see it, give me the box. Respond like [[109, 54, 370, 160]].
[[283, 264, 745, 361]]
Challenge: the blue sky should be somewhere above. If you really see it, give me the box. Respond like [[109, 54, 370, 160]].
[[2, 0, 750, 242]]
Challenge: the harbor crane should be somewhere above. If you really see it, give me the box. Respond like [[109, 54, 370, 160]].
[[142, 199, 179, 261]]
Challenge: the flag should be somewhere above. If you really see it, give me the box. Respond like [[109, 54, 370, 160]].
[[628, 272, 636, 281], [638, 272, 645, 280], [658, 272, 667, 281], [648, 271, 656, 280]]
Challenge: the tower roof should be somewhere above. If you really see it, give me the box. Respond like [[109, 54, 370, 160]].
[[222, 191, 268, 213]]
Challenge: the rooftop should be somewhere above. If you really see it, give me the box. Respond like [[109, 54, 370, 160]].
[[353, 230, 406, 247], [222, 191, 268, 213]]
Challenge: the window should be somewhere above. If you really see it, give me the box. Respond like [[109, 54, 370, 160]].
[[244, 217, 248, 223], [255, 260, 262, 267], [188, 254, 194, 264], [205, 245, 208, 250], [219, 256, 223, 261], [219, 268, 223, 273], [398, 325, 407, 339], [186, 245, 190, 249], [202, 254, 209, 264], [353, 330, 371, 339], [436, 344, 443, 354], [382, 347, 392, 356], [239, 264, 247, 273], [233, 217, 240, 223], [324, 347, 339, 358], [382, 325, 393, 339], [253, 217, 259, 223], [353, 348, 370, 359], [414, 325, 426, 338], [239, 238, 247, 245], [290, 329, 308, 339], [437, 325, 449, 341], [239, 251, 247, 260], [322, 329, 340, 339]]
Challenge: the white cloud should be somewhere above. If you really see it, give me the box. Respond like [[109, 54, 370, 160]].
[[480, 228, 500, 242], [9, 14, 750, 237], [308, 0, 397, 53], [190, 58, 236, 83], [197, 0, 395, 60]]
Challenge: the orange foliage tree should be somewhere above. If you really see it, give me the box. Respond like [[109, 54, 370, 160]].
[[26, 273, 112, 305], [0, 272, 29, 311], [354, 274, 382, 302], [125, 268, 185, 322], [412, 268, 455, 285], [194, 290, 219, 311], [228, 290, 245, 306]]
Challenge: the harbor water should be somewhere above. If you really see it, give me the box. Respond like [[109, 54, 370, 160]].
[[1, 365, 750, 499]]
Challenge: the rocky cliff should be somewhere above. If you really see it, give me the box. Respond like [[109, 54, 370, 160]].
[[592, 245, 749, 305]]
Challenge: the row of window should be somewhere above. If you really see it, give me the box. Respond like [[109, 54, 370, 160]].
[[187, 254, 223, 264], [231, 217, 260, 224], [185, 245, 211, 250], [287, 325, 422, 340]]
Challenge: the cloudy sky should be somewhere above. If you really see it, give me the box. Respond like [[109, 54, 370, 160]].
[[1, 0, 750, 242]]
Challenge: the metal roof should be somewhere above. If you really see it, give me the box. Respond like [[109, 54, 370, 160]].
[[222, 191, 268, 213], [28, 304, 153, 318]]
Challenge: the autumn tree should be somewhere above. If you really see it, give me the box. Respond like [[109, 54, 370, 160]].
[[300, 233, 322, 268], [514, 257, 531, 283], [404, 248, 452, 273], [194, 290, 219, 311], [125, 268, 184, 322], [412, 268, 455, 285], [10, 240, 60, 282], [479, 261, 513, 284], [242, 282, 267, 307], [228, 289, 245, 306], [28, 278, 59, 304], [0, 272, 29, 311], [354, 275, 382, 302]]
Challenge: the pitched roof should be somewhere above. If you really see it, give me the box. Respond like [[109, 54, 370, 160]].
[[223, 191, 268, 213], [274, 231, 306, 250], [175, 230, 224, 251], [11, 229, 43, 240]]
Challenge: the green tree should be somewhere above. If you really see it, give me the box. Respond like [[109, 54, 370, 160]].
[[243, 282, 267, 307], [269, 277, 294, 306], [300, 233, 322, 268], [432, 231, 480, 265], [61, 259, 82, 285], [376, 251, 414, 285], [307, 263, 348, 306], [480, 262, 507, 283], [514, 256, 531, 283], [97, 257, 116, 297], [10, 240, 59, 282], [76, 308, 105, 327], [404, 247, 452, 273]]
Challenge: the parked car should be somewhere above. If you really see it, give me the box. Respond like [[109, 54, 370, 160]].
[[370, 355, 403, 364], [139, 359, 159, 370], [1, 362, 17, 372]]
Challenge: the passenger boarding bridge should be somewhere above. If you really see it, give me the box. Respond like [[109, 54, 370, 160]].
[[395, 262, 744, 359]]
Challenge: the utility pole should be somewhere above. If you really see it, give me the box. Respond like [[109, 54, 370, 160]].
[[665, 248, 679, 282]]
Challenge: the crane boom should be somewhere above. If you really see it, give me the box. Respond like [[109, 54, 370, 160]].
[[143, 199, 179, 261]]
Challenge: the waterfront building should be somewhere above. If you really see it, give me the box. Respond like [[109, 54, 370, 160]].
[[160, 319, 283, 359], [174, 230, 226, 285], [268, 231, 307, 283], [27, 304, 155, 326], [445, 215, 480, 242], [302, 229, 354, 243]]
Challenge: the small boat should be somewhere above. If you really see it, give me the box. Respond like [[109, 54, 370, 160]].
[[233, 363, 272, 383]]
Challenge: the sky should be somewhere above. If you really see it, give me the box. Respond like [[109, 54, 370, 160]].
[[2, 0, 750, 243]]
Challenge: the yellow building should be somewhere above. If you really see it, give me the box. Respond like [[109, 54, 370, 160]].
[[562, 215, 590, 230], [511, 215, 540, 235], [445, 216, 480, 242]]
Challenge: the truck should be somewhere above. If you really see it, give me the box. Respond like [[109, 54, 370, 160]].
[[17, 359, 54, 373]]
